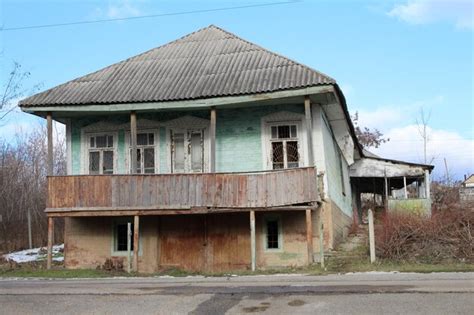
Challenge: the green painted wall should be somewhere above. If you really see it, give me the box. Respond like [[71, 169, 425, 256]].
[[321, 114, 353, 216], [388, 199, 431, 216], [70, 104, 304, 175], [215, 104, 303, 172]]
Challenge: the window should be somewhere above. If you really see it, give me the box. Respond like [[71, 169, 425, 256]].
[[265, 217, 282, 250], [129, 132, 156, 174], [269, 124, 299, 169], [88, 134, 114, 174], [114, 222, 133, 252], [171, 129, 204, 173]]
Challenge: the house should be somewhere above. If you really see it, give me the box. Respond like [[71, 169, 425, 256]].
[[19, 25, 432, 273], [460, 174, 474, 203]]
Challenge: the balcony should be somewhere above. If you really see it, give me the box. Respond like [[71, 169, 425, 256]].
[[46, 167, 318, 217]]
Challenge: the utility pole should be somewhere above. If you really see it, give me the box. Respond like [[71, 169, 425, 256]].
[[444, 158, 450, 185]]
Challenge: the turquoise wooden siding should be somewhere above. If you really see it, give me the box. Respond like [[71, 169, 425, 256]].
[[321, 115, 353, 216], [159, 127, 167, 174], [71, 120, 82, 175], [118, 130, 125, 174], [216, 104, 304, 172], [70, 104, 304, 175]]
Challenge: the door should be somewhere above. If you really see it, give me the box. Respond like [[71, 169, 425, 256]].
[[171, 129, 204, 173]]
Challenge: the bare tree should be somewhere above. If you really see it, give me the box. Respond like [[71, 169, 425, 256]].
[[0, 62, 41, 124], [416, 107, 431, 164], [0, 127, 66, 252], [351, 112, 390, 148]]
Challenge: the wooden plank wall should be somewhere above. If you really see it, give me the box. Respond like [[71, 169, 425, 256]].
[[48, 167, 317, 210]]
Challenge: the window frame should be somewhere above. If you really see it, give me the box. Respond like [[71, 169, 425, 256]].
[[263, 215, 283, 252], [85, 132, 118, 175], [169, 128, 205, 174], [125, 129, 159, 174], [111, 218, 142, 256], [267, 122, 302, 170]]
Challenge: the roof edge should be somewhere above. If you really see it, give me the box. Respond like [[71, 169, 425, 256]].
[[21, 84, 336, 113]]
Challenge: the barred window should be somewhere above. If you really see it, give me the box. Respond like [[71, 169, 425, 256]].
[[270, 124, 299, 169]]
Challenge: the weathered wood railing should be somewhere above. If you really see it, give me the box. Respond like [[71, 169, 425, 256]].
[[47, 167, 318, 214]]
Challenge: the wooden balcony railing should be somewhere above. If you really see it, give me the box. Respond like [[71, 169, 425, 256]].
[[46, 167, 318, 216]]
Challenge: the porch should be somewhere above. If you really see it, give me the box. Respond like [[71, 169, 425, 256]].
[[46, 167, 319, 272]]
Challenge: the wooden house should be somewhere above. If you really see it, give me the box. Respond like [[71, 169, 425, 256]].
[[19, 25, 431, 273]]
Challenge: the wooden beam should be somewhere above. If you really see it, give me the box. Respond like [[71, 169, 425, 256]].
[[319, 211, 325, 268], [45, 205, 317, 217], [133, 215, 139, 272], [130, 111, 137, 174], [306, 209, 313, 264], [250, 210, 256, 271], [304, 96, 314, 167], [46, 217, 54, 269], [210, 107, 216, 173], [47, 112, 53, 176]]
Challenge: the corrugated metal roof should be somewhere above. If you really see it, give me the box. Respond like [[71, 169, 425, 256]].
[[20, 25, 336, 107]]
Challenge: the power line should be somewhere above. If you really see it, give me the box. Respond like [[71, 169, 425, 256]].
[[0, 1, 301, 32]]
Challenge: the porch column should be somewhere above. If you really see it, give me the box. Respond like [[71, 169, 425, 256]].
[[130, 111, 137, 174], [133, 215, 139, 272], [306, 209, 314, 264], [384, 176, 389, 211], [425, 170, 430, 199], [304, 96, 314, 166], [210, 107, 216, 172], [46, 217, 54, 269], [47, 112, 53, 176], [403, 176, 408, 199], [250, 210, 256, 271]]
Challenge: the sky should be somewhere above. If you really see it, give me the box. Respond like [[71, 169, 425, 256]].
[[0, 0, 472, 180]]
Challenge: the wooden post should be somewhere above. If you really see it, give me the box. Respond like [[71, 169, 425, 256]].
[[319, 213, 325, 268], [403, 176, 408, 199], [306, 209, 313, 264], [425, 170, 430, 199], [27, 208, 32, 249], [46, 112, 53, 176], [46, 217, 54, 269], [133, 215, 139, 272], [130, 111, 137, 174], [210, 107, 216, 173], [304, 96, 314, 167], [250, 210, 256, 271], [368, 209, 376, 263], [127, 222, 132, 273], [384, 176, 389, 212]]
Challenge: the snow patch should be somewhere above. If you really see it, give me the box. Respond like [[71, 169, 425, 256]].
[[3, 244, 64, 263]]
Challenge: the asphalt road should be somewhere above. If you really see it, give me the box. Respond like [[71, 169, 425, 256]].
[[0, 272, 473, 315]]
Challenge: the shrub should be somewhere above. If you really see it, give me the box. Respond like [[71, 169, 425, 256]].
[[375, 209, 473, 263]]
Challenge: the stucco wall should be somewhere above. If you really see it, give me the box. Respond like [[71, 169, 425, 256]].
[[64, 211, 309, 273]]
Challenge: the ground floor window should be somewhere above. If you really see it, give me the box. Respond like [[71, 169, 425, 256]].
[[113, 220, 133, 252], [264, 216, 282, 250]]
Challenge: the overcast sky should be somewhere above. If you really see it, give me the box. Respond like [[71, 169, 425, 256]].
[[0, 0, 472, 180]]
